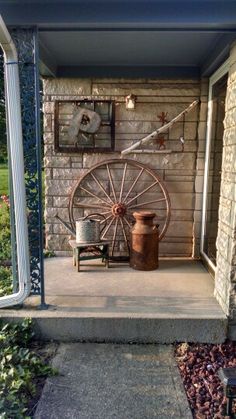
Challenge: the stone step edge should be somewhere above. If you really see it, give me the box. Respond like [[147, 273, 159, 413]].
[[0, 315, 227, 344]]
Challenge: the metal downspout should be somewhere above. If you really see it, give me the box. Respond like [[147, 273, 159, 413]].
[[0, 15, 31, 307]]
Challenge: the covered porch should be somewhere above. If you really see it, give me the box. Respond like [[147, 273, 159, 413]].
[[0, 0, 236, 342]]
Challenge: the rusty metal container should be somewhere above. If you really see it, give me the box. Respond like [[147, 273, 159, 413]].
[[130, 211, 159, 271]]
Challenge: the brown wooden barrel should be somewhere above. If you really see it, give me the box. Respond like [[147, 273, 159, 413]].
[[130, 211, 159, 271]]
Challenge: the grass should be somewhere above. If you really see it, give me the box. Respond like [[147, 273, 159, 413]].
[[0, 163, 8, 196], [0, 164, 45, 197]]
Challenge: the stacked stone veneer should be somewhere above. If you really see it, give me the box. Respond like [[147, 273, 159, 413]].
[[43, 77, 208, 257], [215, 44, 236, 337]]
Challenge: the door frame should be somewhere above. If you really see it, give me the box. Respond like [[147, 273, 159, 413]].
[[200, 58, 230, 273]]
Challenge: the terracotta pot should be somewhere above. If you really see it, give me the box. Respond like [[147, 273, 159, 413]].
[[130, 211, 159, 271]]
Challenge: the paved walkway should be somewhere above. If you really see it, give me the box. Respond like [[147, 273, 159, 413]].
[[35, 343, 192, 419]]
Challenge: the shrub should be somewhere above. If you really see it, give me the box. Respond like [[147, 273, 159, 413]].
[[0, 319, 57, 418], [0, 195, 11, 263], [0, 195, 12, 296], [0, 266, 12, 297]]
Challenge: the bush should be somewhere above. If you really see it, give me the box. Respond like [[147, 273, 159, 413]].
[[0, 319, 57, 418], [0, 266, 12, 297], [0, 196, 12, 297], [0, 195, 11, 263]]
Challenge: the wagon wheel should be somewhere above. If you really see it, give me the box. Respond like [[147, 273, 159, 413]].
[[69, 159, 170, 260]]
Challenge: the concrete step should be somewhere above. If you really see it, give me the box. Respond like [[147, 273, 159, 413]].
[[0, 308, 227, 343]]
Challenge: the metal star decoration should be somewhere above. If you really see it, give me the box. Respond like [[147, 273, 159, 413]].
[[158, 111, 169, 125], [156, 135, 166, 150]]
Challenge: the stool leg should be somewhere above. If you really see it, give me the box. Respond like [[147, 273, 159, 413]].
[[77, 248, 80, 272], [101, 245, 106, 265], [105, 245, 109, 268], [73, 249, 76, 267]]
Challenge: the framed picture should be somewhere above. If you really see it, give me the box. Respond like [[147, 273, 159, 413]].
[[54, 99, 115, 153]]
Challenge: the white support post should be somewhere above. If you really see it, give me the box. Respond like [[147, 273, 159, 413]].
[[0, 15, 31, 307]]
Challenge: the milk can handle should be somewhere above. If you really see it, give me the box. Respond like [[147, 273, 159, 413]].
[[83, 213, 107, 235]]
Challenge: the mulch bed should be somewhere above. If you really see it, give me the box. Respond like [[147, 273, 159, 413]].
[[175, 341, 236, 419]]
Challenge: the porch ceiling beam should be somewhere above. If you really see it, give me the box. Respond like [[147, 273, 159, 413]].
[[39, 39, 57, 77], [56, 65, 200, 79], [1, 1, 236, 30], [38, 28, 236, 33], [201, 33, 236, 76]]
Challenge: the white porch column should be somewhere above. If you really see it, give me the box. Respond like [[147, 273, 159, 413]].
[[0, 16, 31, 307], [214, 42, 236, 337]]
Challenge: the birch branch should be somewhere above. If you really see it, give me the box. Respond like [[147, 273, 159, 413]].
[[121, 99, 200, 156], [127, 149, 172, 154]]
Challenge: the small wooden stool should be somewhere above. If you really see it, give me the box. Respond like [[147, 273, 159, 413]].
[[69, 240, 110, 272]]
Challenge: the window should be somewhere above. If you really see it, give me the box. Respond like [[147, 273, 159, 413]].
[[54, 100, 115, 153]]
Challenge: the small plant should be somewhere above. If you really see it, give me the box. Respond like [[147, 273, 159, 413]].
[[0, 266, 12, 297], [0, 318, 57, 418], [0, 195, 11, 264], [0, 195, 13, 297], [43, 249, 56, 258]]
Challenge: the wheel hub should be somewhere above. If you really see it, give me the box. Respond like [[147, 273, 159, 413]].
[[112, 202, 127, 217]]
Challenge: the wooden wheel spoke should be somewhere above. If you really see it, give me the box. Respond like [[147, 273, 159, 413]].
[[111, 217, 119, 256], [126, 210, 135, 217], [119, 218, 129, 251], [74, 202, 111, 210], [90, 172, 114, 205], [101, 216, 115, 239], [106, 164, 117, 203], [100, 210, 113, 216], [119, 162, 127, 202], [80, 185, 112, 207], [126, 180, 159, 206], [123, 168, 144, 203], [129, 198, 166, 210], [123, 216, 132, 229], [100, 214, 113, 225]]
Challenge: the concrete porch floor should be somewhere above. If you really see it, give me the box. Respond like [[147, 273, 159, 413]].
[[0, 258, 227, 343], [42, 257, 222, 316]]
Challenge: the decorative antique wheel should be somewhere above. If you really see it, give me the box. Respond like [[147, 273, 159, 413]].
[[69, 159, 170, 259]]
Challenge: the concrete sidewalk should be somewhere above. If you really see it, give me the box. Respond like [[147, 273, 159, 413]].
[[34, 343, 192, 419]]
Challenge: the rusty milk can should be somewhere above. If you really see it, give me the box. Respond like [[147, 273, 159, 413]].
[[130, 211, 159, 271]]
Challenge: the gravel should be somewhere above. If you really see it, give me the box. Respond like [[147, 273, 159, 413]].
[[175, 341, 236, 419]]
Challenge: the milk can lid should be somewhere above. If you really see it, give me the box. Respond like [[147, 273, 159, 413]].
[[133, 211, 156, 220]]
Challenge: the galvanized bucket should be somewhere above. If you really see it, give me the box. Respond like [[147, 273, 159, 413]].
[[76, 213, 106, 243]]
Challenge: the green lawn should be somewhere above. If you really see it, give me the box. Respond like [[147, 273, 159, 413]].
[[0, 164, 8, 196], [0, 164, 45, 198]]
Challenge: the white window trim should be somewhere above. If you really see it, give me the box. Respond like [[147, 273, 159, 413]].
[[200, 58, 230, 272]]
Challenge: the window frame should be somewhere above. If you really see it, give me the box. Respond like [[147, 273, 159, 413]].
[[200, 58, 230, 273], [54, 99, 115, 153]]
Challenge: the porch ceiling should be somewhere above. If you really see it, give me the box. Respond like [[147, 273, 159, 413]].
[[1, 0, 236, 77], [38, 30, 236, 78]]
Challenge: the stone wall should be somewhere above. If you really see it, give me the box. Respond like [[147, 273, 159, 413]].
[[215, 44, 236, 337], [43, 77, 205, 257]]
